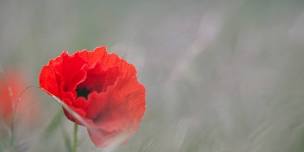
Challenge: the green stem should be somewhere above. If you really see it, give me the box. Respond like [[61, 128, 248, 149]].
[[72, 123, 78, 152]]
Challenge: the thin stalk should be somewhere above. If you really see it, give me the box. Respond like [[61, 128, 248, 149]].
[[71, 123, 78, 152]]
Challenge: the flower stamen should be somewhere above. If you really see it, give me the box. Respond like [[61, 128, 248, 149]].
[[76, 87, 90, 99]]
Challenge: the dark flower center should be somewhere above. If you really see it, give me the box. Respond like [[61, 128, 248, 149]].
[[76, 87, 90, 99]]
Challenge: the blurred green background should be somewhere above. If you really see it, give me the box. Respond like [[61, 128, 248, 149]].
[[1, 0, 304, 151]]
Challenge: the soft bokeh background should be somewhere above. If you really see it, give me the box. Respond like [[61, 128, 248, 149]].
[[0, 0, 304, 151]]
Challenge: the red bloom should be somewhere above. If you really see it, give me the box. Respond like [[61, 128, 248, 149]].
[[0, 71, 39, 126], [39, 46, 145, 147]]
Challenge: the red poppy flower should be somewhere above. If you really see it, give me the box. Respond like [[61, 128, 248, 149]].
[[39, 46, 145, 147], [0, 71, 39, 126]]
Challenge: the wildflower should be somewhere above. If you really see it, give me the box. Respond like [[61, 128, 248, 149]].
[[39, 46, 145, 147]]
